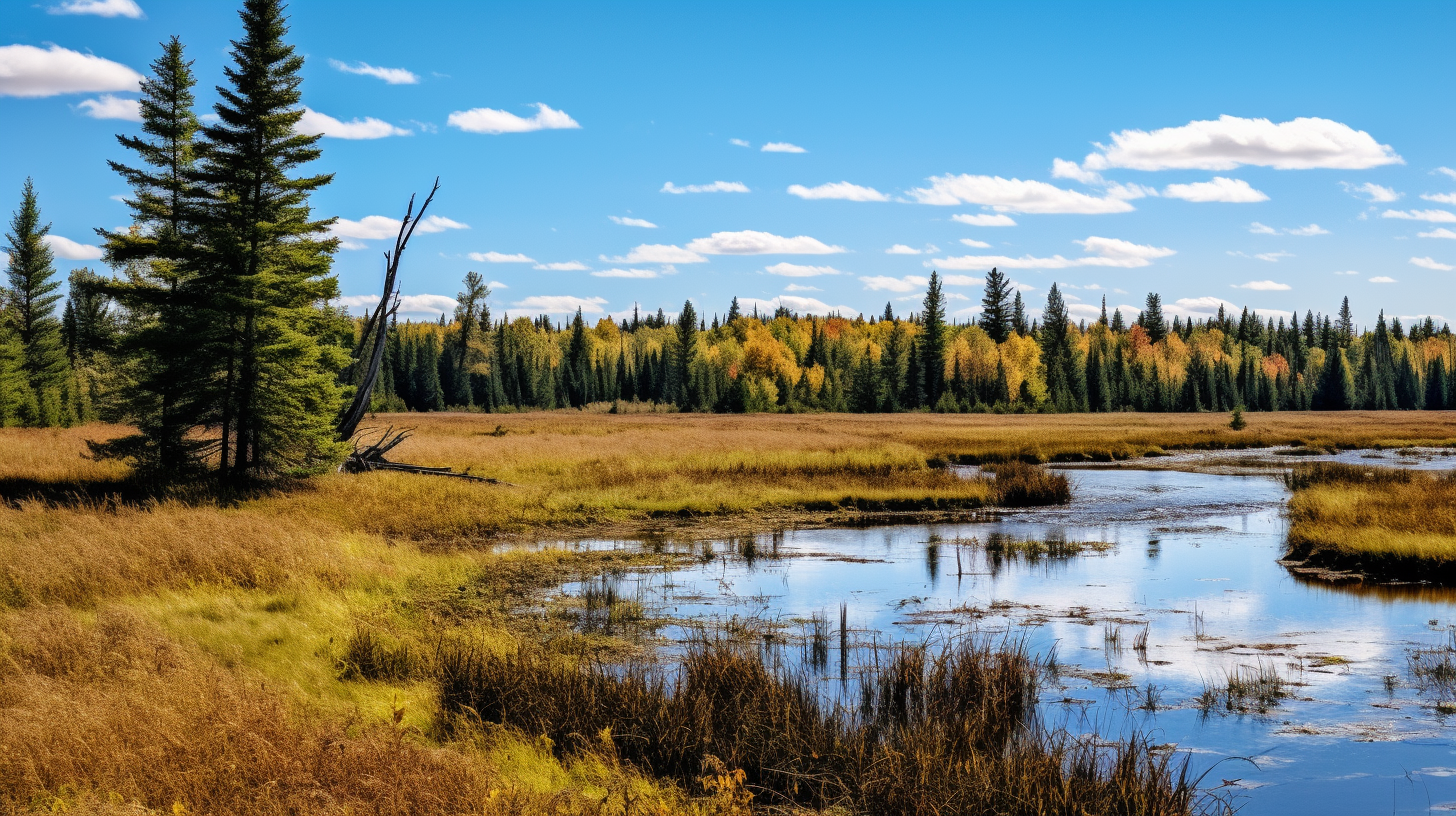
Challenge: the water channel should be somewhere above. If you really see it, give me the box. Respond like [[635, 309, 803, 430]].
[[551, 448, 1456, 815]]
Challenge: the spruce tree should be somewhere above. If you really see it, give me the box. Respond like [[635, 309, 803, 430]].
[[979, 267, 1012, 342], [195, 0, 347, 478], [1011, 290, 1027, 335], [1140, 293, 1167, 343], [919, 271, 947, 405], [4, 178, 69, 425], [675, 299, 698, 407]]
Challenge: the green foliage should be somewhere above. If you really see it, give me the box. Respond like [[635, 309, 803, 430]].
[[3, 178, 73, 426]]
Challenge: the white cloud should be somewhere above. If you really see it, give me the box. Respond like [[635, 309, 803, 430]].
[[1341, 181, 1401, 202], [602, 244, 707, 264], [1080, 115, 1402, 171], [609, 216, 657, 228], [0, 44, 142, 97], [1233, 280, 1291, 291], [1164, 296, 1290, 321], [1334, 270, 1360, 276], [1422, 192, 1456, 205], [886, 244, 922, 255], [685, 230, 845, 255], [447, 102, 579, 134], [76, 93, 139, 120], [328, 59, 418, 85], [591, 268, 661, 278], [48, 0, 143, 17], [469, 251, 534, 263], [42, 234, 103, 260], [941, 274, 984, 286], [761, 142, 806, 153], [1255, 251, 1294, 262], [1411, 257, 1454, 271], [512, 295, 608, 314], [735, 296, 855, 316], [908, 174, 1134, 213], [297, 107, 410, 139], [952, 213, 1018, 227], [932, 235, 1174, 271], [1383, 209, 1456, 223], [337, 293, 458, 316], [1248, 222, 1278, 234], [1162, 177, 1269, 202], [1369, 276, 1399, 283], [329, 213, 467, 245], [763, 262, 844, 277], [860, 275, 929, 292], [729, 138, 750, 148], [783, 283, 820, 292], [1418, 228, 1456, 239], [661, 181, 749, 194], [1437, 168, 1456, 181], [959, 238, 992, 248], [534, 261, 589, 271], [1051, 158, 1103, 184], [1285, 223, 1330, 236], [786, 182, 888, 202]]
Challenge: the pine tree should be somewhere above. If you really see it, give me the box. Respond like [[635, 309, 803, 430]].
[[1140, 293, 1167, 343], [675, 299, 698, 407], [4, 178, 69, 426], [1040, 283, 1080, 411], [453, 270, 491, 401], [1110, 308, 1126, 333], [194, 0, 347, 478], [61, 267, 117, 364], [1336, 296, 1354, 346], [1011, 291, 1028, 335], [979, 267, 1012, 342], [919, 271, 947, 405]]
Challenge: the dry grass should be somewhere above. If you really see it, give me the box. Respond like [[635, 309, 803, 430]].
[[1286, 463, 1456, 582]]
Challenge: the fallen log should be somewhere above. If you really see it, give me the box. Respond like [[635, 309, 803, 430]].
[[341, 425, 515, 485]]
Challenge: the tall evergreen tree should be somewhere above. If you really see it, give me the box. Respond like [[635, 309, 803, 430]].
[[1011, 290, 1028, 335], [195, 0, 347, 478], [61, 267, 117, 364], [1140, 292, 1167, 343], [979, 267, 1012, 342], [675, 299, 698, 407], [4, 178, 69, 425], [919, 271, 947, 405], [454, 270, 491, 377]]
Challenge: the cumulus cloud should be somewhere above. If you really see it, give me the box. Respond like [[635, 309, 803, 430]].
[[1422, 192, 1456, 205], [959, 238, 991, 248], [297, 107, 410, 139], [787, 182, 888, 202], [1162, 177, 1268, 203], [77, 93, 139, 120], [534, 261, 589, 271], [952, 213, 1017, 227], [941, 274, 984, 286], [1439, 167, 1456, 181], [329, 213, 467, 246], [761, 142, 806, 153], [763, 262, 844, 277], [1341, 181, 1401, 202], [48, 0, 142, 17], [932, 236, 1174, 271], [469, 251, 534, 263], [609, 216, 657, 228], [591, 268, 661, 278], [729, 138, 750, 147], [1369, 275, 1398, 283], [1233, 280, 1291, 291], [1248, 222, 1278, 234], [685, 230, 845, 255], [1411, 257, 1454, 271], [783, 283, 820, 292], [512, 295, 608, 314], [1383, 209, 1456, 223], [660, 181, 749, 194], [1051, 158, 1103, 184], [447, 102, 579, 134], [1419, 228, 1456, 239], [1079, 115, 1402, 172], [886, 244, 923, 255], [908, 174, 1134, 213], [860, 275, 929, 292], [0, 44, 142, 97], [601, 244, 707, 264], [734, 296, 855, 316], [328, 59, 418, 85], [337, 293, 458, 316], [42, 234, 103, 260]]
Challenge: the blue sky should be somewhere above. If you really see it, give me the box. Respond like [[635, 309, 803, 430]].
[[3, 0, 1454, 328]]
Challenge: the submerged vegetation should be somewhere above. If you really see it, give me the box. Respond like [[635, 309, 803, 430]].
[[1285, 462, 1456, 583]]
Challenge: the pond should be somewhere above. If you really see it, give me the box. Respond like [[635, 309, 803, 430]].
[[551, 451, 1456, 815]]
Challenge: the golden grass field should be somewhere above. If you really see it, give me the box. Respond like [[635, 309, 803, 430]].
[[2, 410, 1455, 813]]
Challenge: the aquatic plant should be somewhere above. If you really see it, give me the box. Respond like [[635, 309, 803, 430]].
[[1196, 664, 1289, 715]]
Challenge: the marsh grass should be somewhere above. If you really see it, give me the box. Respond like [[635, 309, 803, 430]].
[[1196, 664, 1289, 715], [436, 636, 1200, 815], [1285, 463, 1456, 582], [1409, 630, 1456, 703]]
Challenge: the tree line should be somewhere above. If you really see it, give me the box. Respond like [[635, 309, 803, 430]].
[[368, 267, 1455, 417], [2, 0, 1452, 489]]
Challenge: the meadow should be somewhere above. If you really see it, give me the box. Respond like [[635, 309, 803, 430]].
[[2, 410, 1455, 814]]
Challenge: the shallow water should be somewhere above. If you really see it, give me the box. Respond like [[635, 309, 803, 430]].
[[554, 456, 1456, 815]]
